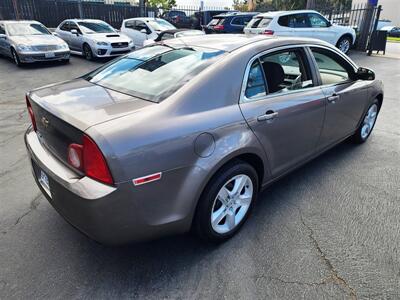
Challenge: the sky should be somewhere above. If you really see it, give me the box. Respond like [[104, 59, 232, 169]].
[[176, 0, 234, 8]]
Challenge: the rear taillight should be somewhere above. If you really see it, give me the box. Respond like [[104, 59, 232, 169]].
[[214, 24, 224, 31], [26, 95, 37, 131], [67, 134, 114, 185], [263, 30, 274, 35]]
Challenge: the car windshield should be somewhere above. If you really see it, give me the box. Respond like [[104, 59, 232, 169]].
[[6, 23, 50, 36], [85, 45, 226, 102], [77, 21, 115, 34], [147, 19, 176, 31]]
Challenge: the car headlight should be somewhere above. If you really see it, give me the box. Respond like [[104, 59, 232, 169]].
[[17, 44, 33, 52], [96, 41, 109, 46], [58, 43, 69, 49]]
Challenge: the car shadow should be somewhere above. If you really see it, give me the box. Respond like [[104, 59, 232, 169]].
[[59, 139, 362, 293]]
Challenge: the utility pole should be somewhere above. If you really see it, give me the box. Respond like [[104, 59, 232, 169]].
[[11, 0, 20, 20]]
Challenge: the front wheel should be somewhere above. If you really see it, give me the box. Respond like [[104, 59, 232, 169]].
[[83, 44, 93, 60], [351, 100, 380, 143], [11, 48, 22, 66], [337, 36, 352, 54], [194, 161, 259, 242]]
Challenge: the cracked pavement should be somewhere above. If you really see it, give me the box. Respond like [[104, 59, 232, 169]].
[[1, 45, 400, 299]]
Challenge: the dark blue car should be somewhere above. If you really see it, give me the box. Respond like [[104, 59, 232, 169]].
[[203, 12, 259, 34]]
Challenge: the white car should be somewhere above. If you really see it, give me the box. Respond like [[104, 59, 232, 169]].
[[55, 19, 134, 60], [244, 10, 356, 53], [121, 18, 176, 48], [142, 29, 205, 47]]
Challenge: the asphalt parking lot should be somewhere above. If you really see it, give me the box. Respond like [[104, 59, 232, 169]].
[[1, 45, 399, 299]]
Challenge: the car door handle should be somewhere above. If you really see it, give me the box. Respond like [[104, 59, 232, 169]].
[[257, 111, 278, 122], [327, 94, 340, 103]]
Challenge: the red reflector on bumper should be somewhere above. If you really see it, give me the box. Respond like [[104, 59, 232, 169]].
[[133, 172, 162, 186]]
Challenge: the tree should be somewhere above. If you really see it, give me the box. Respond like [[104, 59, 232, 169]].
[[233, 0, 249, 11], [147, 0, 176, 10]]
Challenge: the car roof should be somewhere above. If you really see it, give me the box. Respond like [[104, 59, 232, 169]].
[[257, 10, 320, 18], [67, 19, 107, 23], [214, 12, 259, 18], [165, 33, 331, 52], [124, 17, 163, 22]]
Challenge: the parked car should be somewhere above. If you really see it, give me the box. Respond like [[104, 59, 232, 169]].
[[203, 12, 259, 34], [25, 34, 383, 245], [0, 20, 70, 66], [244, 10, 356, 53], [121, 17, 176, 48], [143, 29, 204, 46], [192, 10, 234, 30], [161, 10, 193, 28], [54, 19, 134, 60], [381, 26, 400, 38]]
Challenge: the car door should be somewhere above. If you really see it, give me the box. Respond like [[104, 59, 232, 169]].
[[69, 21, 83, 51], [288, 13, 314, 38], [308, 13, 336, 44], [56, 21, 72, 45], [239, 47, 326, 176], [309, 46, 369, 149]]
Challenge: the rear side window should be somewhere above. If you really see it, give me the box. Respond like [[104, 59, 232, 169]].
[[311, 48, 353, 85], [245, 60, 267, 99], [86, 45, 226, 102], [231, 17, 243, 26], [287, 14, 310, 28]]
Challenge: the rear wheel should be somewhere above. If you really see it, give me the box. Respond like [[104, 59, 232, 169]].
[[352, 100, 380, 143], [83, 44, 93, 60], [194, 161, 258, 242], [337, 35, 352, 54], [11, 48, 22, 66]]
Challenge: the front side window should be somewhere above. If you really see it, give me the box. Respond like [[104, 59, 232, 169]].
[[287, 14, 310, 28], [311, 48, 352, 85], [60, 21, 70, 31], [0, 24, 5, 35], [308, 13, 329, 28], [6, 23, 51, 36], [244, 48, 314, 101], [85, 45, 226, 102], [77, 21, 115, 34]]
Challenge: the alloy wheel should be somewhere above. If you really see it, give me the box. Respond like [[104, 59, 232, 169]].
[[361, 104, 378, 139], [339, 38, 350, 53], [211, 174, 253, 234]]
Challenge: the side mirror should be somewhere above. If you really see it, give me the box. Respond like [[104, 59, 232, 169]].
[[71, 29, 79, 35], [357, 67, 375, 80], [0, 33, 6, 39]]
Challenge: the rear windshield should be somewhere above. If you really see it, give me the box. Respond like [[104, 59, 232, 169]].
[[247, 17, 272, 28], [85, 45, 226, 103], [208, 18, 225, 26]]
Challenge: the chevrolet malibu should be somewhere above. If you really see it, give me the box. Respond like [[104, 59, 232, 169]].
[[25, 35, 383, 244]]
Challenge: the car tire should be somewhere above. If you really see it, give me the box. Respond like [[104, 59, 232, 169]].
[[351, 99, 380, 144], [336, 35, 352, 54], [193, 160, 259, 243], [11, 48, 22, 66], [83, 44, 93, 61]]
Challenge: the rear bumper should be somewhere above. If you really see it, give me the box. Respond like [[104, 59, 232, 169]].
[[18, 50, 70, 63], [24, 127, 191, 245]]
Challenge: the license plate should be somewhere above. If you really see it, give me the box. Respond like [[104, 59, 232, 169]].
[[45, 52, 55, 58], [38, 170, 51, 197]]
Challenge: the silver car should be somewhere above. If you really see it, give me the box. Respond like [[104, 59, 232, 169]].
[[24, 35, 383, 245], [0, 20, 70, 66], [55, 19, 134, 60]]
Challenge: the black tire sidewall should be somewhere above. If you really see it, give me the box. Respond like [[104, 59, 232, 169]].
[[11, 48, 21, 66], [194, 161, 259, 242], [83, 44, 93, 60]]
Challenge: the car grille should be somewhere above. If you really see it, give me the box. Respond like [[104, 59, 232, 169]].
[[33, 45, 59, 51], [111, 42, 128, 48]]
